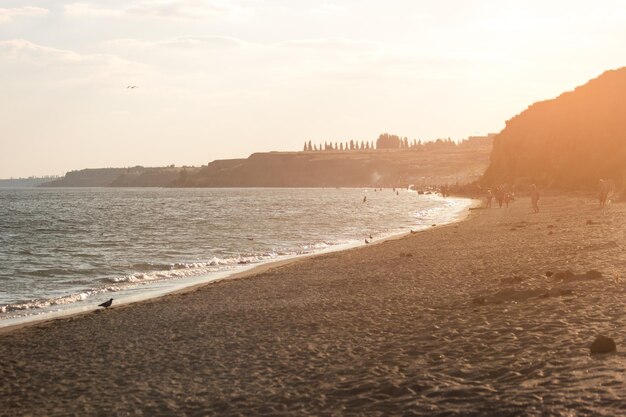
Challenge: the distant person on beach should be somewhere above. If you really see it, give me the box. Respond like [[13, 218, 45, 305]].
[[363, 196, 367, 203], [599, 179, 611, 208], [486, 190, 493, 208], [530, 184, 539, 213], [495, 186, 505, 208]]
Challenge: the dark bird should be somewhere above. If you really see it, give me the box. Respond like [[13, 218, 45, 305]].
[[365, 238, 370, 244], [126, 85, 138, 89], [369, 234, 373, 239], [98, 298, 113, 308]]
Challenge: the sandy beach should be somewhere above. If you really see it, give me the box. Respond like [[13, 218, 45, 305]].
[[2, 194, 626, 416]]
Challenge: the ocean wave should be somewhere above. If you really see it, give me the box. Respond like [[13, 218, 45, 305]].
[[0, 291, 98, 314]]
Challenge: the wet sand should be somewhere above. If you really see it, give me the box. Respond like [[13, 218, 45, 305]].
[[2, 194, 626, 416]]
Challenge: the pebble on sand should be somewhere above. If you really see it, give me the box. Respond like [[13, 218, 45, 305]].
[[590, 335, 616, 354]]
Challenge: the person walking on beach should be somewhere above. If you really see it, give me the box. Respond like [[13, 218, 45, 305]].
[[486, 189, 493, 208], [599, 179, 611, 209], [530, 184, 539, 213], [495, 186, 504, 208]]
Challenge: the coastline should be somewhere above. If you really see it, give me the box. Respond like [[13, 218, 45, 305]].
[[0, 196, 476, 334], [5, 194, 623, 415]]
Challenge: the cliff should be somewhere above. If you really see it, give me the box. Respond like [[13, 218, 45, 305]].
[[186, 144, 490, 187], [40, 138, 492, 188], [482, 67, 626, 189]]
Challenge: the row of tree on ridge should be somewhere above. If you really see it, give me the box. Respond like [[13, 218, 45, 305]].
[[303, 133, 466, 152]]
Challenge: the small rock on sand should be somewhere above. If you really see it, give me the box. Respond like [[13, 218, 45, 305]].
[[590, 335, 616, 354]]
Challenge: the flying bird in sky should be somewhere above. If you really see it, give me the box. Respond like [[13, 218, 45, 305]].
[[126, 85, 138, 89]]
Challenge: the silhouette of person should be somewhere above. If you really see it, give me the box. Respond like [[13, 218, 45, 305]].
[[486, 189, 493, 208], [530, 184, 539, 213], [599, 179, 611, 208], [495, 186, 505, 208], [363, 196, 367, 203], [504, 192, 511, 208]]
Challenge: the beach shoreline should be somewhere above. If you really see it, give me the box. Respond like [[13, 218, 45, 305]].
[[4, 194, 625, 416], [0, 196, 477, 335]]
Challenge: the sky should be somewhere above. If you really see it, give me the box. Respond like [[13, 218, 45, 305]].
[[1, 1, 626, 178]]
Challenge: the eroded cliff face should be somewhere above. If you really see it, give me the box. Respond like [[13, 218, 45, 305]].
[[188, 147, 490, 187], [483, 68, 626, 189]]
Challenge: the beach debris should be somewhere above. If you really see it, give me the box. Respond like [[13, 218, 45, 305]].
[[590, 335, 616, 354], [545, 271, 554, 278], [98, 298, 113, 308], [399, 252, 413, 258], [365, 238, 370, 244], [410, 230, 418, 234], [586, 219, 596, 225]]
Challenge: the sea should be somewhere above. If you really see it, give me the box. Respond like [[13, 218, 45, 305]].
[[0, 187, 471, 326]]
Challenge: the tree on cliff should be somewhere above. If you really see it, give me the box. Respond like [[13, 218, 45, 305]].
[[376, 133, 402, 149]]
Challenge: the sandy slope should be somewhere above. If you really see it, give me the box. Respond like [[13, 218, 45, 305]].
[[2, 194, 626, 416]]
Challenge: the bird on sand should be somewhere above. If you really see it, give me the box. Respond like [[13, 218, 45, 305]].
[[98, 298, 113, 308], [365, 238, 370, 244]]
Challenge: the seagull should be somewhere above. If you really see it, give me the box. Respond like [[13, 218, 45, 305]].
[[98, 298, 113, 308], [126, 85, 138, 89]]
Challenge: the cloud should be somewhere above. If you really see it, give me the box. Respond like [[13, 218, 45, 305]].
[[127, 0, 226, 20], [0, 6, 48, 23], [0, 39, 153, 89], [310, 3, 348, 18], [63, 0, 252, 20], [104, 35, 249, 50], [63, 3, 124, 18], [0, 39, 83, 63]]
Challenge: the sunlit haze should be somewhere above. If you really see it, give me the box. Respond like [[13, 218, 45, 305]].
[[1, 0, 625, 177]]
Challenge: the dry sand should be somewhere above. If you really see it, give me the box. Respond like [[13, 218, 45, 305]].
[[2, 194, 626, 416]]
